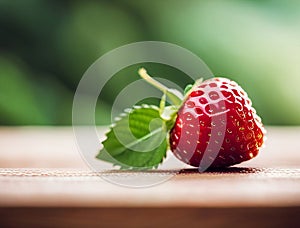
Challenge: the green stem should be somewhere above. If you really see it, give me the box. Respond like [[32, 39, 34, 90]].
[[138, 68, 183, 106], [138, 68, 169, 93]]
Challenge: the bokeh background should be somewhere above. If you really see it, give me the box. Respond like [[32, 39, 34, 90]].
[[1, 0, 300, 125]]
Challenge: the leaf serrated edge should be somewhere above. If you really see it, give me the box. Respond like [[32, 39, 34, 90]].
[[98, 104, 165, 170], [107, 104, 160, 138]]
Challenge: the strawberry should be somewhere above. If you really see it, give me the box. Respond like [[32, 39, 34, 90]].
[[97, 68, 265, 170], [169, 77, 265, 168]]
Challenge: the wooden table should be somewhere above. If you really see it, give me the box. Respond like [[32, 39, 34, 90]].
[[0, 126, 300, 227]]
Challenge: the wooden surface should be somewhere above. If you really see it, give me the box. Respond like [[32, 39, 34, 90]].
[[1, 207, 299, 228], [0, 126, 300, 227]]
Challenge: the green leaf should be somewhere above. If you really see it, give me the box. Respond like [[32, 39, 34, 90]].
[[184, 84, 193, 95], [96, 105, 168, 170]]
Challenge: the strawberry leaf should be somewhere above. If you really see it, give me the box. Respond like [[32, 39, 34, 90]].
[[184, 84, 193, 95], [96, 105, 168, 170]]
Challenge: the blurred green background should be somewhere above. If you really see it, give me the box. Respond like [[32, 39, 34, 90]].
[[1, 0, 300, 125]]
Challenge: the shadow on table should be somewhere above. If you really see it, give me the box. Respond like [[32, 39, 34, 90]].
[[179, 167, 262, 174], [99, 167, 262, 175]]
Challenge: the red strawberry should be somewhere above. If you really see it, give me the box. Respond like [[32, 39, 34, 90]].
[[169, 77, 265, 169], [98, 69, 266, 171]]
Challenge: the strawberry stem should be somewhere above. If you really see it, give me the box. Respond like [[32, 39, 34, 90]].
[[138, 68, 183, 106], [139, 68, 169, 93]]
